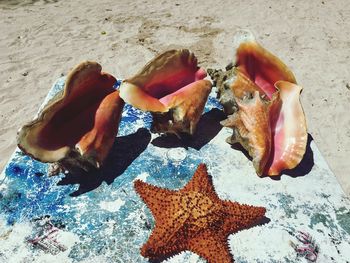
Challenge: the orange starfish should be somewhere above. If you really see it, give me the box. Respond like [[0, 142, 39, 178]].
[[134, 163, 266, 263]]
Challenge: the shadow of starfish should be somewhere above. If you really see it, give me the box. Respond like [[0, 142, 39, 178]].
[[57, 128, 151, 196]]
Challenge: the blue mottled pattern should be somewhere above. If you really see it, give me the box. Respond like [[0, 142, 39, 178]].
[[0, 78, 350, 263], [0, 78, 223, 262]]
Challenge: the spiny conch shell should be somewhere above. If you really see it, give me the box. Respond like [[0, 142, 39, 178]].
[[208, 30, 296, 115], [119, 49, 212, 136], [208, 66, 266, 115], [212, 30, 307, 176], [17, 61, 125, 173], [221, 81, 307, 176], [221, 91, 274, 176]]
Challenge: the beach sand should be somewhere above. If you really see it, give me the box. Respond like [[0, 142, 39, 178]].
[[0, 0, 349, 194]]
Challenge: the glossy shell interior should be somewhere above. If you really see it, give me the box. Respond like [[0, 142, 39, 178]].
[[120, 49, 212, 136], [212, 31, 307, 177], [17, 61, 124, 171]]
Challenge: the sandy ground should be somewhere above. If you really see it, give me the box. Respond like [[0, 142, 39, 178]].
[[0, 0, 349, 194]]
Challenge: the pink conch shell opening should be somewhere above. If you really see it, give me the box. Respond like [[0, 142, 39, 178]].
[[265, 81, 307, 176], [17, 61, 125, 172], [120, 49, 212, 135], [234, 30, 296, 99], [221, 82, 307, 177], [215, 31, 308, 177]]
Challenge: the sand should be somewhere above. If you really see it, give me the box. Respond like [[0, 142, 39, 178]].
[[0, 0, 349, 195]]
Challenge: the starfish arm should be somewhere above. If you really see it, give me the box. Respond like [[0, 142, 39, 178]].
[[188, 229, 234, 263], [135, 164, 267, 263], [222, 201, 266, 233], [182, 163, 219, 201], [141, 222, 187, 260], [134, 180, 178, 222]]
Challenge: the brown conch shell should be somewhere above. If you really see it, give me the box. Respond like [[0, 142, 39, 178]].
[[221, 91, 273, 176], [119, 49, 212, 136], [211, 31, 307, 177], [17, 61, 125, 173], [221, 82, 307, 176], [208, 66, 266, 115]]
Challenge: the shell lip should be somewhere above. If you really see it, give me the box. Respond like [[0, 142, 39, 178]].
[[119, 49, 208, 113], [263, 81, 307, 176], [233, 35, 297, 99], [150, 79, 212, 136], [120, 75, 209, 113], [16, 131, 68, 163]]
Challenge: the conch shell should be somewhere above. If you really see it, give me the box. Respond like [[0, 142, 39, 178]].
[[17, 61, 125, 173], [266, 81, 307, 176], [221, 91, 273, 175], [222, 82, 307, 176], [211, 31, 307, 176], [119, 49, 212, 136], [234, 32, 296, 99]]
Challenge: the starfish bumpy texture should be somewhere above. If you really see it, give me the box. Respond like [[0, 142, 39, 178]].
[[134, 163, 266, 262]]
